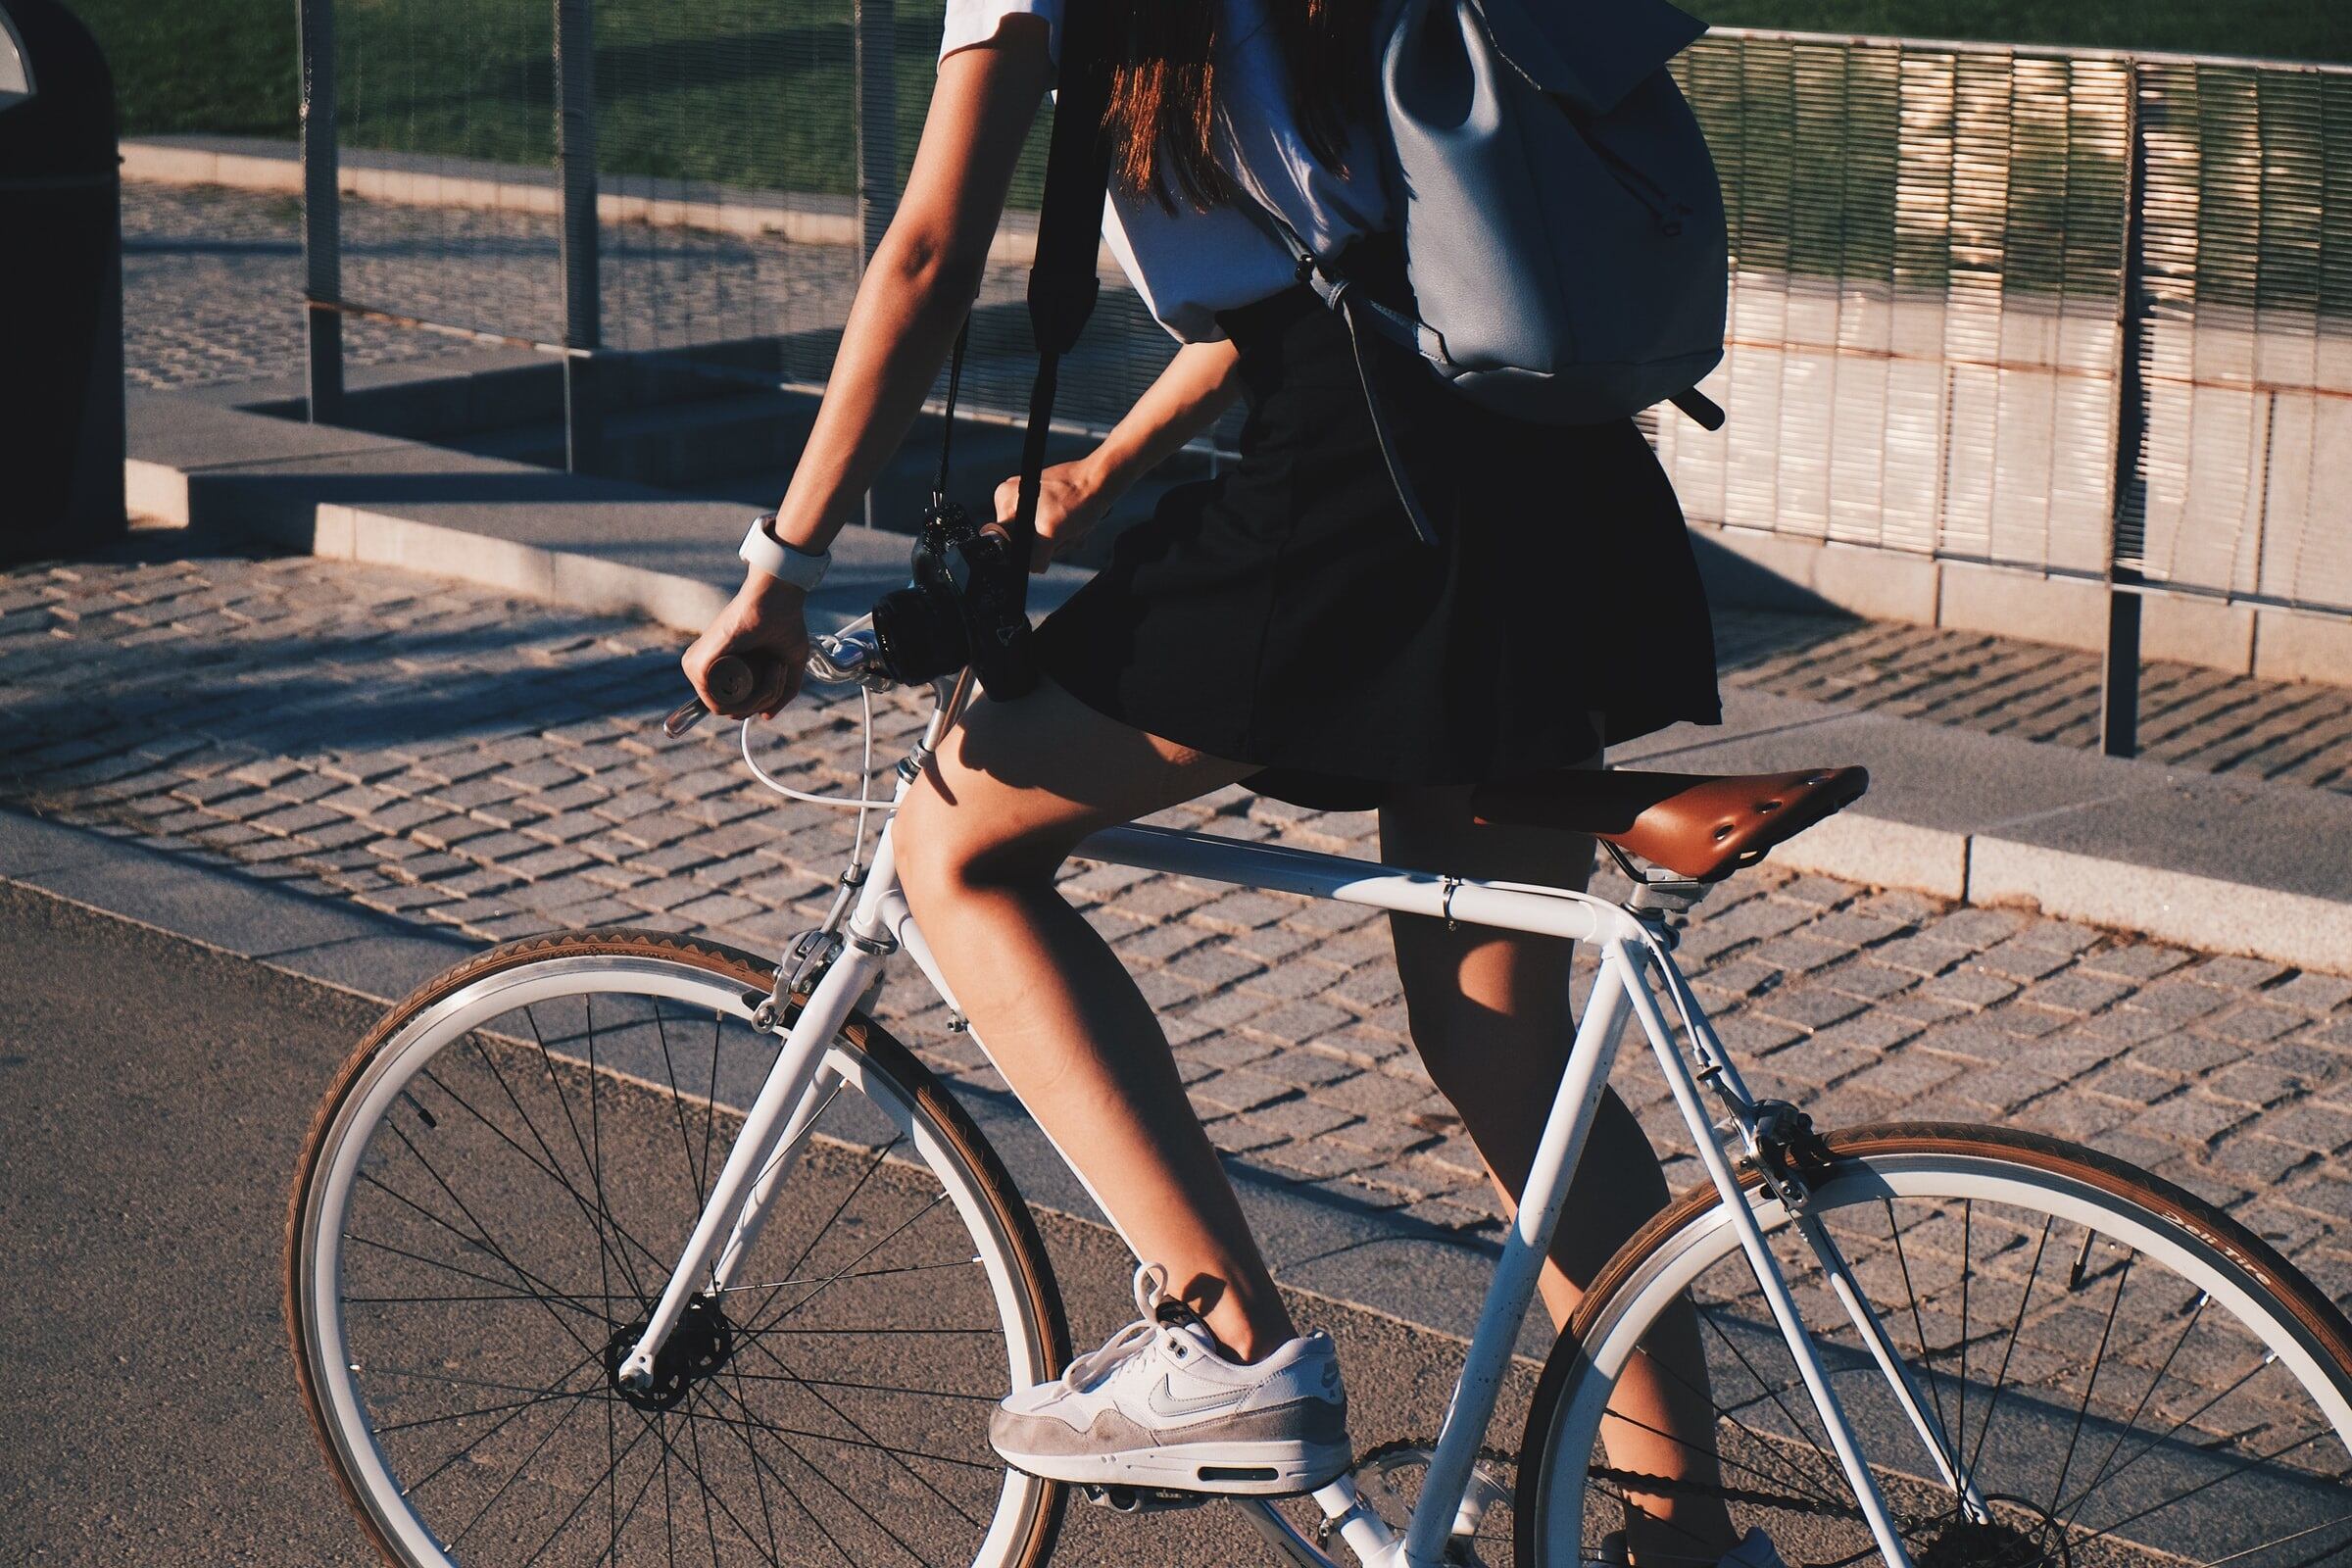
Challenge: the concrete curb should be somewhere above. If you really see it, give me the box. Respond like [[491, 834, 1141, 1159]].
[[122, 134, 1121, 273]]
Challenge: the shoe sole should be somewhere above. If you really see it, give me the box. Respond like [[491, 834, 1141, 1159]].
[[992, 1437, 1353, 1497]]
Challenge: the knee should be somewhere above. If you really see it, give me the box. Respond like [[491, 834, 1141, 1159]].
[[893, 771, 1064, 918]]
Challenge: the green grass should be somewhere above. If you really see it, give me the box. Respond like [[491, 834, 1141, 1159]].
[[73, 0, 297, 140], [71, 0, 2349, 150]]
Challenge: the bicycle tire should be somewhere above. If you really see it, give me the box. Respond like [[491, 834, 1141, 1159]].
[[285, 928, 1072, 1568], [1515, 1121, 2352, 1568]]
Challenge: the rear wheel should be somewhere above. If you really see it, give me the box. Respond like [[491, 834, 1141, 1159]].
[[1517, 1124, 2352, 1568], [286, 929, 1070, 1568]]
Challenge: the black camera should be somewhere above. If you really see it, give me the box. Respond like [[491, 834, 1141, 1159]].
[[868, 499, 1039, 700]]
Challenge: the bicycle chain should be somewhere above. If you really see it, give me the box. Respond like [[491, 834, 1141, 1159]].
[[1586, 1463, 1863, 1520]]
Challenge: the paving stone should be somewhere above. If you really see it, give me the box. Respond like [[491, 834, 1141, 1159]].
[[2016, 971, 2134, 1016], [2267, 973, 2352, 1013], [1921, 969, 2021, 1008], [2123, 1095, 2251, 1149], [1973, 938, 2075, 981]]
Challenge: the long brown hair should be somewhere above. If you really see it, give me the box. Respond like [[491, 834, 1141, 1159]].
[[1102, 2, 1372, 214]]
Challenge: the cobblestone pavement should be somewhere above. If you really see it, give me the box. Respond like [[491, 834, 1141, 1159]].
[[6, 544, 2349, 1331]]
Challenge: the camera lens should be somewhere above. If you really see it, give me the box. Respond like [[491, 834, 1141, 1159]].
[[870, 582, 968, 684]]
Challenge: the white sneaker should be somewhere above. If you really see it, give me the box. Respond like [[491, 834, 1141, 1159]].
[[989, 1262, 1352, 1495]]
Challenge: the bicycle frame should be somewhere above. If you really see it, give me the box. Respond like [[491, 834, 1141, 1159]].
[[616, 685, 1954, 1568]]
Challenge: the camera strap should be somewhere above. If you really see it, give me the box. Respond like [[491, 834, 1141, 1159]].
[[1005, 5, 1117, 589]]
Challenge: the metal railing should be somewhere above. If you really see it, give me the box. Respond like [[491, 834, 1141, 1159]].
[[290, 8, 2352, 752]]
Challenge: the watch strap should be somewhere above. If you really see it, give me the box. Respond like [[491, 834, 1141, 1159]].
[[738, 513, 830, 592]]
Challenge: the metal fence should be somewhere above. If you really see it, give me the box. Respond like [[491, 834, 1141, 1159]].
[[1648, 32, 2352, 747], [291, 10, 2352, 750], [293, 0, 1211, 468]]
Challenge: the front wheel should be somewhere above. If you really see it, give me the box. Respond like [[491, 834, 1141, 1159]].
[[286, 929, 1071, 1568], [1516, 1123, 2352, 1568]]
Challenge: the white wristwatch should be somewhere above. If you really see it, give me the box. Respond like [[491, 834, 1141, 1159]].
[[738, 512, 831, 592]]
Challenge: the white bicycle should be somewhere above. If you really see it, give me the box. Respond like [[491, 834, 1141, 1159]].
[[287, 627, 2352, 1568]]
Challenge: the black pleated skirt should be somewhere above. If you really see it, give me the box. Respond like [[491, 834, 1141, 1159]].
[[1030, 239, 1722, 811]]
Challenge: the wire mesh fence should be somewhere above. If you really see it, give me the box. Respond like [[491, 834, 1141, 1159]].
[[1653, 32, 2352, 622], [291, 12, 2352, 654]]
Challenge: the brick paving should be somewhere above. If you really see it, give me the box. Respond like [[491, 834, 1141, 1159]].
[[6, 544, 2349, 1336]]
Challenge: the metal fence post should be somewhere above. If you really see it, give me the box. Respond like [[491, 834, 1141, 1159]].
[[296, 0, 343, 424], [2101, 59, 2151, 760], [854, 0, 898, 529], [554, 0, 601, 472], [854, 0, 899, 275]]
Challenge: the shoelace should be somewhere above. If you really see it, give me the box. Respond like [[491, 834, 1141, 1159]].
[[1060, 1261, 1175, 1392]]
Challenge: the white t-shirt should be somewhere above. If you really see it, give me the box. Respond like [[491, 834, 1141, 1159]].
[[939, 0, 1389, 342]]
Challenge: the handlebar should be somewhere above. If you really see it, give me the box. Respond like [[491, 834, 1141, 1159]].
[[662, 627, 889, 739]]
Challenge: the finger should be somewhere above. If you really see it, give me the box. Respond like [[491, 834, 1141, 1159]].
[[741, 655, 795, 719], [994, 476, 1020, 523], [761, 666, 804, 719], [681, 646, 719, 709]]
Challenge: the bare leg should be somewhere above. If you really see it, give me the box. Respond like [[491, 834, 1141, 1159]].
[[1381, 782, 1740, 1566], [894, 678, 1297, 1360]]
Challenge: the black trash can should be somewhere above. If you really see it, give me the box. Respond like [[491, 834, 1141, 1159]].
[[0, 0, 124, 564]]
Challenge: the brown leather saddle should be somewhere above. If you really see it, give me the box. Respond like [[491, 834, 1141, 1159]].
[[1471, 767, 1871, 883]]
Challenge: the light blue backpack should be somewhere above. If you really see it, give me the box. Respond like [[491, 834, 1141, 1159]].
[[1250, 0, 1730, 542]]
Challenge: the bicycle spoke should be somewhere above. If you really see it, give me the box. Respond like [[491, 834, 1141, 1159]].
[[2057, 1290, 2210, 1524], [351, 1169, 608, 1357], [425, 1049, 672, 1288], [1962, 1212, 2057, 1488], [399, 1345, 608, 1500], [1878, 1196, 1956, 1474], [1690, 1304, 1856, 1510], [737, 1132, 908, 1338], [730, 1325, 991, 1529], [720, 1369, 1001, 1402], [696, 1378, 967, 1566], [2046, 1244, 2134, 1519], [523, 1002, 647, 1309], [757, 1191, 956, 1335], [650, 1003, 710, 1210], [449, 1382, 599, 1547], [716, 1254, 981, 1300], [375, 1385, 604, 1437]]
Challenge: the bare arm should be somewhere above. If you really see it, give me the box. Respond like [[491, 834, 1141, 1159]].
[[683, 20, 1051, 713], [999, 338, 1245, 571]]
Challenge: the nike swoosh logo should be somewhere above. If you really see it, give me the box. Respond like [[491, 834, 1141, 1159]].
[[1146, 1377, 1250, 1419]]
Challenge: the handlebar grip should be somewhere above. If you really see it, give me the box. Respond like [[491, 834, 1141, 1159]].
[[662, 654, 760, 739]]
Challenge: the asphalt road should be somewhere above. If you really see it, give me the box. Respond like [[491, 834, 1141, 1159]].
[[0, 881, 1531, 1567]]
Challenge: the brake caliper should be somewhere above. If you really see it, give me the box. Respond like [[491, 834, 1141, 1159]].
[[1751, 1100, 1838, 1213]]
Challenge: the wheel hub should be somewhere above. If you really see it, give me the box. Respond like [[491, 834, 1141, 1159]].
[[1916, 1496, 2069, 1568], [601, 1294, 735, 1412]]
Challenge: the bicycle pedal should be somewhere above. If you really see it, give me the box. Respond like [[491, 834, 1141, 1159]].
[[1079, 1483, 1212, 1514]]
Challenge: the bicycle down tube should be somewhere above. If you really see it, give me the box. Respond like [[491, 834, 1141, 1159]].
[[617, 808, 1941, 1566]]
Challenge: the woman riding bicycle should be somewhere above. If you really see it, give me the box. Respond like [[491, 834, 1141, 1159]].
[[682, 4, 1762, 1562]]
